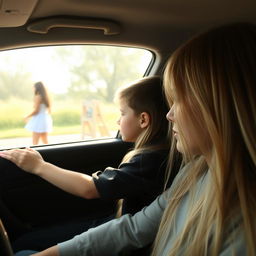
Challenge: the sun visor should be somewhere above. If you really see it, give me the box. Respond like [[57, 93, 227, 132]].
[[0, 0, 38, 27]]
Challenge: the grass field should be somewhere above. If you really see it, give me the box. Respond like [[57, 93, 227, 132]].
[[0, 98, 119, 139]]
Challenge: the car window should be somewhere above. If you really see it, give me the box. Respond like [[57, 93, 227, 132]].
[[0, 45, 152, 149]]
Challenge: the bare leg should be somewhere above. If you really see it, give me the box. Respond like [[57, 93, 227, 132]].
[[40, 133, 48, 144], [82, 121, 96, 138], [88, 121, 96, 137], [32, 132, 40, 145], [81, 121, 86, 139]]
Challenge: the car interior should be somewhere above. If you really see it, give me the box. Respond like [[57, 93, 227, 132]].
[[0, 0, 256, 255]]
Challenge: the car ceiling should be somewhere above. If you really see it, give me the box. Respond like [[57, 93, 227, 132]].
[[0, 0, 256, 70]]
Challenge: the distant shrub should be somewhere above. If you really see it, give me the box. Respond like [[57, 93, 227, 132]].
[[0, 99, 29, 129], [52, 109, 80, 126]]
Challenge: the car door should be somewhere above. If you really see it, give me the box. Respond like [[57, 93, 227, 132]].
[[0, 138, 133, 243]]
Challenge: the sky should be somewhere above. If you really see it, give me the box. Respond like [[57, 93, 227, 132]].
[[0, 45, 152, 94], [0, 47, 71, 94]]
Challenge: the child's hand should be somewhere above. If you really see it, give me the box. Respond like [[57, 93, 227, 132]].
[[0, 148, 44, 174]]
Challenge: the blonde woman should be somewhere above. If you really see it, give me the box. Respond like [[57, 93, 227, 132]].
[[7, 22, 256, 256]]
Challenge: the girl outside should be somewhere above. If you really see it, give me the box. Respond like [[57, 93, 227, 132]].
[[24, 81, 52, 145], [12, 22, 256, 256], [0, 76, 173, 252], [81, 99, 110, 138]]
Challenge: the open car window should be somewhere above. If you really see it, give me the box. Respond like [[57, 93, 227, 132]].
[[0, 45, 152, 149]]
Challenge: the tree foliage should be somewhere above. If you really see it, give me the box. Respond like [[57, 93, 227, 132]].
[[55, 46, 149, 102], [0, 45, 151, 102], [0, 55, 33, 100]]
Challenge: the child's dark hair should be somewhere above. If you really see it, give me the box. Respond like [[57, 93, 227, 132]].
[[116, 76, 170, 161]]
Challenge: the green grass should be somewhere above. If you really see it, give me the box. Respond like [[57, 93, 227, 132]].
[[0, 98, 119, 139]]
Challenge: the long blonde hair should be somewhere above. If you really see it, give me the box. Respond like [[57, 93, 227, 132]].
[[152, 23, 256, 255]]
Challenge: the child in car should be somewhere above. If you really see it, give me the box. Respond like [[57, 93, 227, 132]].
[[12, 22, 256, 256], [0, 76, 175, 252]]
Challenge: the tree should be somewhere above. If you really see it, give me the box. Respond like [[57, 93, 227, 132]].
[[0, 70, 33, 100], [0, 54, 34, 100], [54, 46, 149, 102]]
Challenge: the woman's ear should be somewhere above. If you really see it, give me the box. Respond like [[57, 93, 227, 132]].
[[139, 112, 150, 128]]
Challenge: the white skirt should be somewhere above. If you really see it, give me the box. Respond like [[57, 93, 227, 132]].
[[25, 112, 53, 133]]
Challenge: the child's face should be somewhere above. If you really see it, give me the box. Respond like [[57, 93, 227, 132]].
[[117, 98, 144, 142]]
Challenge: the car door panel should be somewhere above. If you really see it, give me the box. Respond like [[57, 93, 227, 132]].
[[0, 138, 132, 241]]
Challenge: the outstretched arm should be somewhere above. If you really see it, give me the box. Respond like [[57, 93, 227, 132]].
[[0, 148, 99, 199]]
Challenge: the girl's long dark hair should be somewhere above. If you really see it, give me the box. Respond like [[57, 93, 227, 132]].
[[34, 81, 51, 109]]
